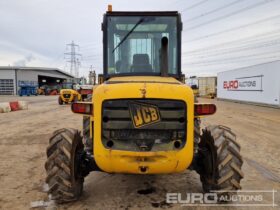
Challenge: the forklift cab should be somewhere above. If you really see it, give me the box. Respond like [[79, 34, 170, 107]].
[[102, 11, 183, 80]]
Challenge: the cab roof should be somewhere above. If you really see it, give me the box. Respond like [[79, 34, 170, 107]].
[[105, 11, 180, 16]]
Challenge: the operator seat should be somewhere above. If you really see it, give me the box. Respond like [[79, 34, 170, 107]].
[[131, 54, 153, 73]]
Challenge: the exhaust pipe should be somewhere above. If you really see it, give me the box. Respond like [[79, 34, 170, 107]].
[[160, 36, 168, 77]]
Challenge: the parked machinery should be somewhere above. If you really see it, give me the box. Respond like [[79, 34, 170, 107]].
[[45, 6, 243, 203], [58, 83, 94, 105], [18, 81, 38, 96]]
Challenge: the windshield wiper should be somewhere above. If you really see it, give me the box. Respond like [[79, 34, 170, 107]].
[[112, 17, 153, 53]]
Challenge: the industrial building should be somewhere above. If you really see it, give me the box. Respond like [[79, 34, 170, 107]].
[[217, 60, 280, 107], [0, 66, 75, 95]]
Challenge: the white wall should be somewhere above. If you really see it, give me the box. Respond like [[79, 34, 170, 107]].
[[217, 61, 280, 106], [0, 70, 15, 79]]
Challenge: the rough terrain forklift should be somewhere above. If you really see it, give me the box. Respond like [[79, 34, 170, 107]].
[[58, 83, 93, 105], [45, 7, 243, 203]]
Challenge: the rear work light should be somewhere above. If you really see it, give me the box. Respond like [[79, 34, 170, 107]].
[[71, 102, 93, 115], [195, 103, 216, 116]]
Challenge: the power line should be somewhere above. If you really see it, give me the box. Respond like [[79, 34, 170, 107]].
[[81, 47, 102, 51], [81, 49, 103, 55], [82, 54, 102, 62], [184, 0, 245, 23], [184, 52, 280, 65], [183, 29, 280, 54], [80, 44, 102, 50], [183, 39, 280, 57], [185, 51, 280, 64], [184, 60, 280, 74], [64, 41, 82, 78], [181, 0, 209, 12], [79, 41, 101, 47], [82, 58, 103, 62], [185, 0, 276, 30], [82, 53, 102, 57], [185, 14, 280, 42]]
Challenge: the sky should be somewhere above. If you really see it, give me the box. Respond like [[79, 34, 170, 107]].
[[0, 0, 280, 77]]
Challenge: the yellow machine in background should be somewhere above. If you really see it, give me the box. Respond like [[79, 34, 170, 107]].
[[45, 7, 243, 203], [59, 89, 81, 104], [58, 84, 94, 105]]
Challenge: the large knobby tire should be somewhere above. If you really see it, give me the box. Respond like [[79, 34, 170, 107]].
[[199, 125, 244, 198], [58, 96, 63, 105], [45, 128, 84, 203]]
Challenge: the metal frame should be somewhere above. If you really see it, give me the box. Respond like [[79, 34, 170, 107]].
[[102, 11, 182, 80]]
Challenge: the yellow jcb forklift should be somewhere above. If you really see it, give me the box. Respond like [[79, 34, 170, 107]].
[[58, 83, 93, 105], [45, 6, 243, 203]]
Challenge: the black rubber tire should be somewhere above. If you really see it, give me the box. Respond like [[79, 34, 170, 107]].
[[45, 128, 84, 203], [199, 125, 244, 198], [58, 96, 63, 105]]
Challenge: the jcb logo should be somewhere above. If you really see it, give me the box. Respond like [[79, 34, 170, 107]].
[[129, 102, 161, 128]]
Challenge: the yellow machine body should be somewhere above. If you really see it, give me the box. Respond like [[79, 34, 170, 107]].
[[90, 76, 194, 174], [60, 89, 81, 103]]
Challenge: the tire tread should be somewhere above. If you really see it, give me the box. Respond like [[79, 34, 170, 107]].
[[45, 128, 83, 203]]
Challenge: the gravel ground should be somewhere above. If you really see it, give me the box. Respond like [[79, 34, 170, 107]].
[[0, 95, 279, 210]]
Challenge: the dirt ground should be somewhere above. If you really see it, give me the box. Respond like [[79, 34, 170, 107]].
[[0, 95, 279, 210]]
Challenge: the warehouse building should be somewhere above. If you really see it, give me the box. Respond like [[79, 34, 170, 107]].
[[0, 66, 75, 95], [217, 61, 280, 107]]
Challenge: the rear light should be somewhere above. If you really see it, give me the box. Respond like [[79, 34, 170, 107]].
[[195, 103, 216, 116], [71, 102, 93, 115], [79, 89, 92, 95]]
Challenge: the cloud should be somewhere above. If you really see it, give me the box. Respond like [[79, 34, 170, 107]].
[[13, 54, 36, 66]]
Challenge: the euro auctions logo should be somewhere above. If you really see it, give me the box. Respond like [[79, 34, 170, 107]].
[[223, 75, 263, 91], [224, 80, 239, 89], [166, 190, 278, 207]]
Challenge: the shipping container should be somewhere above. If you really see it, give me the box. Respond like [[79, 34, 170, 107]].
[[217, 61, 280, 107], [198, 77, 217, 98]]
